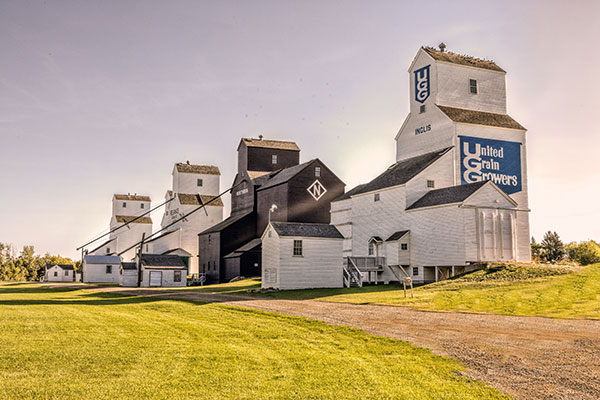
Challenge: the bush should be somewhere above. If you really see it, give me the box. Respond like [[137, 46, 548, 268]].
[[566, 241, 600, 266]]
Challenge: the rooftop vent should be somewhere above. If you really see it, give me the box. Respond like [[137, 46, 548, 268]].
[[258, 134, 263, 140], [439, 42, 446, 52]]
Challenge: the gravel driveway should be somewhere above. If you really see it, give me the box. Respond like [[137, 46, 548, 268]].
[[91, 286, 600, 400]]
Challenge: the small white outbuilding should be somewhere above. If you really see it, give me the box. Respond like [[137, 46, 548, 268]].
[[120, 262, 138, 287], [139, 254, 187, 287], [44, 264, 75, 282], [82, 255, 122, 283], [261, 222, 344, 290]]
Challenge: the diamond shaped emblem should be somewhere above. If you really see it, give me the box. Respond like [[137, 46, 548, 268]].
[[307, 180, 327, 201]]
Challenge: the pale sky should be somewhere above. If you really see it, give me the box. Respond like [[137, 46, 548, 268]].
[[1, 0, 599, 259]]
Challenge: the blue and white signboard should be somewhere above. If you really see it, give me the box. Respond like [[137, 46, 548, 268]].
[[460, 136, 522, 194], [414, 65, 430, 103]]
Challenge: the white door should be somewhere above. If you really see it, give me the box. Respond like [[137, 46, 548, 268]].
[[149, 271, 162, 287]]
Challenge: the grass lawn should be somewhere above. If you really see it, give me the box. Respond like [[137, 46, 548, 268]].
[[0, 283, 508, 400], [190, 263, 600, 319]]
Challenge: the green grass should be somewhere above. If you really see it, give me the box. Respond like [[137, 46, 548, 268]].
[[0, 283, 508, 400], [192, 263, 600, 319]]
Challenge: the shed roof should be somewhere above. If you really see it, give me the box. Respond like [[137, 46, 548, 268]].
[[437, 105, 525, 130], [121, 262, 137, 270], [406, 181, 488, 210], [240, 137, 300, 151], [177, 193, 224, 207], [386, 230, 410, 241], [422, 47, 505, 72], [84, 255, 122, 264], [340, 147, 452, 198], [46, 264, 74, 270], [115, 215, 153, 224], [175, 163, 220, 175], [140, 254, 186, 269], [256, 160, 315, 191], [270, 222, 344, 239], [114, 194, 151, 201], [89, 238, 116, 254], [224, 238, 263, 259]]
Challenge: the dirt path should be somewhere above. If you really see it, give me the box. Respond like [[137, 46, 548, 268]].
[[91, 286, 600, 400]]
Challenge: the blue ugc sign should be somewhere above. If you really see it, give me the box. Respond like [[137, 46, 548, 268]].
[[460, 136, 522, 195], [414, 65, 430, 104]]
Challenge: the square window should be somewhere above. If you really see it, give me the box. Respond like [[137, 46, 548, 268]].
[[374, 193, 380, 202], [123, 202, 126, 208], [272, 154, 278, 164], [401, 243, 408, 251], [469, 79, 478, 94], [427, 180, 435, 188], [293, 240, 303, 256], [106, 265, 112, 274], [315, 166, 321, 177], [174, 271, 182, 282], [420, 104, 426, 113], [197, 178, 203, 187], [412, 267, 419, 276]]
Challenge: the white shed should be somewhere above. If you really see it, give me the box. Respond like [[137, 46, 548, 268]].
[[261, 222, 344, 290], [139, 254, 187, 287], [82, 255, 122, 283], [120, 262, 138, 287], [44, 264, 75, 282]]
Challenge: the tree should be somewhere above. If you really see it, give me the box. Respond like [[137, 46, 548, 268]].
[[540, 231, 565, 263], [530, 236, 542, 262], [567, 241, 600, 266]]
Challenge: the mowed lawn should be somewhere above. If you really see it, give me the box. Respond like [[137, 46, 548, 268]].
[[193, 264, 600, 319], [0, 284, 508, 400]]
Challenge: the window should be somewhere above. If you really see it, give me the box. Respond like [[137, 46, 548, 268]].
[[106, 265, 112, 274], [207, 261, 211, 271], [412, 267, 419, 276], [272, 154, 278, 164], [145, 244, 149, 252], [123, 202, 126, 208], [427, 180, 435, 188], [469, 79, 478, 94], [197, 178, 203, 187], [65, 270, 69, 276], [106, 247, 110, 253], [141, 203, 144, 209], [174, 271, 182, 282], [368, 241, 374, 256], [315, 167, 321, 177], [202, 264, 206, 273], [54, 271, 58, 277], [374, 193, 380, 202], [420, 104, 426, 113], [293, 240, 303, 256], [401, 243, 408, 251]]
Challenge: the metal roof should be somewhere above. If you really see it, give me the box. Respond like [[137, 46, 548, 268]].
[[84, 255, 122, 264]]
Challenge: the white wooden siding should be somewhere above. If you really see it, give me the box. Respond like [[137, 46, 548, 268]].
[[83, 263, 121, 283]]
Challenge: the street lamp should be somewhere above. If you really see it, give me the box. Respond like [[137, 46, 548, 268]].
[[269, 204, 278, 223]]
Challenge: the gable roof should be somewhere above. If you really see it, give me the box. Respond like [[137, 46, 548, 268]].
[[406, 181, 488, 210], [140, 254, 186, 269], [177, 193, 224, 207], [342, 147, 452, 198], [114, 194, 151, 201], [115, 215, 153, 224], [161, 248, 192, 256], [270, 222, 343, 239], [240, 138, 300, 151], [437, 105, 526, 130], [46, 264, 74, 270], [386, 230, 409, 242], [247, 170, 271, 180], [84, 255, 122, 264], [175, 163, 220, 175], [422, 47, 505, 73], [199, 211, 253, 235]]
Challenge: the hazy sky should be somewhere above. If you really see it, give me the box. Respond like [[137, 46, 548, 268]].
[[1, 0, 599, 259]]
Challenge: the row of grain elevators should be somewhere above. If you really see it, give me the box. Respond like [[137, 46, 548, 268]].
[[78, 45, 533, 290]]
